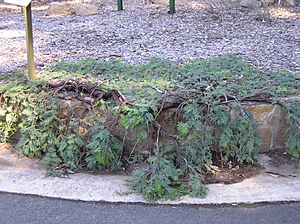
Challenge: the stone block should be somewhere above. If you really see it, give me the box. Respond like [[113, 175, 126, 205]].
[[240, 0, 261, 9], [151, 0, 188, 6], [270, 105, 289, 149], [46, 2, 75, 16], [244, 104, 274, 123], [225, 0, 241, 8], [58, 99, 89, 119], [46, 2, 98, 16], [285, 0, 296, 6], [244, 103, 290, 152], [256, 126, 273, 152], [73, 3, 98, 16]]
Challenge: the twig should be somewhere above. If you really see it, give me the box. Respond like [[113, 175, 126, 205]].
[[155, 124, 161, 156], [128, 139, 140, 160]]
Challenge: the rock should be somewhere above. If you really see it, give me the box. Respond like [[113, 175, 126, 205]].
[[268, 105, 289, 149], [46, 2, 98, 16], [244, 104, 274, 123], [257, 127, 273, 152], [261, 0, 276, 5], [151, 0, 187, 6], [46, 2, 75, 16], [190, 3, 208, 10], [73, 3, 98, 16], [59, 99, 88, 119], [240, 0, 261, 9], [244, 103, 290, 152], [285, 0, 296, 6], [226, 0, 242, 8]]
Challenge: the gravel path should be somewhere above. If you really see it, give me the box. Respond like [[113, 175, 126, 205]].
[[0, 0, 300, 73]]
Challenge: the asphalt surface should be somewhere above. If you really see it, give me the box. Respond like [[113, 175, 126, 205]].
[[0, 193, 299, 224]]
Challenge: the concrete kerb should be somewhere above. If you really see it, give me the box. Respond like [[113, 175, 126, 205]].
[[0, 147, 300, 205]]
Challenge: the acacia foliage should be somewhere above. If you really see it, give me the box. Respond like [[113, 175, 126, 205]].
[[0, 55, 299, 200]]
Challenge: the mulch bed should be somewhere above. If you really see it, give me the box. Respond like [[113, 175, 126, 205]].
[[1, 0, 300, 73]]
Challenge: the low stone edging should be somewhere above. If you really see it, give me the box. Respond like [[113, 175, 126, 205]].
[[58, 97, 297, 154]]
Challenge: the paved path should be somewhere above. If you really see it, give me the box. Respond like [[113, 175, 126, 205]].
[[1, 193, 300, 224], [0, 146, 300, 205]]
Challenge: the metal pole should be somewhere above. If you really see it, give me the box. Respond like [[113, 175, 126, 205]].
[[117, 0, 123, 11], [169, 0, 175, 15], [23, 3, 36, 80]]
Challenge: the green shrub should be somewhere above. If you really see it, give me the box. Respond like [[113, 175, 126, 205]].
[[86, 119, 123, 170], [1, 55, 299, 201], [284, 99, 300, 158]]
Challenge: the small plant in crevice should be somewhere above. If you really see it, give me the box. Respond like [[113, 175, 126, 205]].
[[85, 119, 124, 170], [57, 120, 85, 170], [217, 109, 260, 164]]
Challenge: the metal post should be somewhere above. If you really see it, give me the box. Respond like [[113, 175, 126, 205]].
[[169, 0, 175, 15], [23, 3, 36, 80], [117, 0, 123, 11]]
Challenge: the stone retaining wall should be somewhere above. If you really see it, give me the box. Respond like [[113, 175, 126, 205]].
[[1, 96, 293, 154], [244, 103, 289, 152], [59, 99, 292, 153]]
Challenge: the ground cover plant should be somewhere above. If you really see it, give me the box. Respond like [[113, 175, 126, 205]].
[[0, 55, 299, 200]]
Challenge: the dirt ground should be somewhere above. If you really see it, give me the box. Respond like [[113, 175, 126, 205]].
[[205, 165, 262, 184], [266, 147, 300, 168], [204, 149, 299, 184], [2, 141, 298, 184]]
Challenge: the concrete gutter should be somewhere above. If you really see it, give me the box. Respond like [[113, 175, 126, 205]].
[[0, 146, 299, 205]]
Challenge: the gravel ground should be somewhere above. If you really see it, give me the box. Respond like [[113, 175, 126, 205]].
[[0, 0, 299, 73]]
